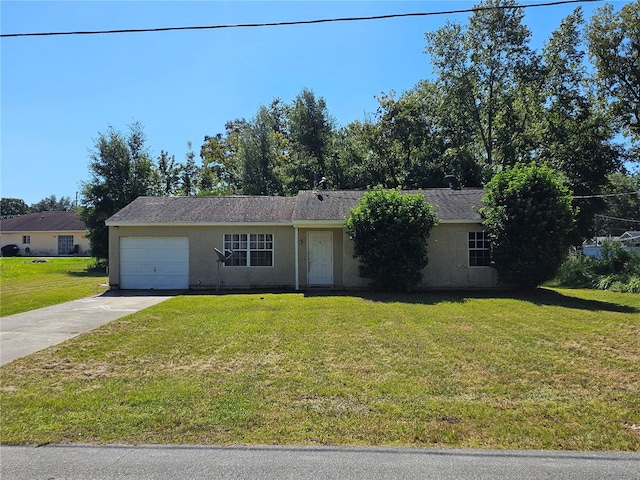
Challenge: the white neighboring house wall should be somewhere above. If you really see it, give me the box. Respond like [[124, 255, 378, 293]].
[[1, 211, 90, 256], [0, 231, 90, 256]]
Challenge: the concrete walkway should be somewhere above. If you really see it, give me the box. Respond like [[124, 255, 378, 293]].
[[0, 291, 176, 365]]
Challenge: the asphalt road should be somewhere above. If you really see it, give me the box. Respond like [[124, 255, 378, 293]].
[[1, 444, 639, 480]]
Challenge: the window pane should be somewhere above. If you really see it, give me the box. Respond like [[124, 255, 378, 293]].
[[468, 232, 491, 267], [250, 251, 272, 267], [225, 233, 273, 267], [227, 250, 247, 267]]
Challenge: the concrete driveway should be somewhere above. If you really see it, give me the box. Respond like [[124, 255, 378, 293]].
[[0, 291, 176, 365]]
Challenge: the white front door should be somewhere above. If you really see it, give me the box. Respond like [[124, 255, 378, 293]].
[[308, 231, 333, 286]]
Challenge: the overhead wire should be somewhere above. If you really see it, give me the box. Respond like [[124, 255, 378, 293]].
[[573, 192, 640, 199], [1, 0, 603, 38], [594, 214, 640, 225]]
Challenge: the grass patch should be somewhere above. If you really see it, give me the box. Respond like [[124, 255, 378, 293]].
[[0, 257, 108, 316], [1, 288, 639, 450]]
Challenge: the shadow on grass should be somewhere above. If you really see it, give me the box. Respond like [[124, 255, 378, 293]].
[[335, 288, 637, 313], [504, 288, 638, 313], [185, 287, 638, 313], [67, 268, 109, 278], [304, 287, 635, 313]]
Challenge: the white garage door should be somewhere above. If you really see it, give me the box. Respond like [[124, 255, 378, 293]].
[[120, 237, 189, 289]]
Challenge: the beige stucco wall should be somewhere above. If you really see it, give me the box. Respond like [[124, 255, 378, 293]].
[[420, 223, 498, 289], [108, 223, 499, 290], [109, 225, 296, 289], [341, 223, 499, 289], [1, 231, 90, 256]]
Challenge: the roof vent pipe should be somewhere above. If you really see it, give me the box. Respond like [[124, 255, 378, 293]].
[[443, 175, 460, 190]]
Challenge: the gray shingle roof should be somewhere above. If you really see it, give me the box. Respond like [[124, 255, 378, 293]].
[[1, 211, 86, 232], [106, 196, 297, 224], [293, 189, 484, 222], [106, 189, 484, 225]]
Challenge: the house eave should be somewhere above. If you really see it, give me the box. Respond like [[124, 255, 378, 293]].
[[106, 221, 294, 228], [0, 229, 87, 234], [438, 219, 482, 224], [293, 220, 346, 228], [106, 219, 482, 228]]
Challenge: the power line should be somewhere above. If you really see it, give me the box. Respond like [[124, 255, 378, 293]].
[[573, 191, 639, 199], [1, 0, 603, 38], [595, 214, 640, 224]]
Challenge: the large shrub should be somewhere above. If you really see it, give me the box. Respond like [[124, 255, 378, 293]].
[[556, 241, 640, 293], [481, 164, 577, 288], [345, 187, 438, 291]]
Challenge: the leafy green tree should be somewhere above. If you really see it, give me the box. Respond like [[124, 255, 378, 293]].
[[540, 7, 621, 240], [345, 187, 438, 291], [341, 118, 394, 189], [156, 150, 180, 196], [0, 198, 29, 217], [481, 163, 577, 288], [330, 121, 375, 189], [179, 141, 198, 196], [200, 120, 249, 195], [371, 89, 443, 188], [599, 172, 640, 235], [199, 134, 228, 195], [239, 103, 287, 196], [30, 195, 73, 212], [424, 0, 540, 172], [286, 88, 335, 192], [586, 1, 640, 144], [80, 122, 155, 260]]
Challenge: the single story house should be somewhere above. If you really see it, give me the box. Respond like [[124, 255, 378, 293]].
[[105, 188, 499, 290], [0, 211, 90, 256]]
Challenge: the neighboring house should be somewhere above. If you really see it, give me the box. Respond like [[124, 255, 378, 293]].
[[105, 188, 500, 290], [0, 211, 90, 256], [619, 231, 640, 248], [582, 231, 640, 258], [582, 236, 617, 259]]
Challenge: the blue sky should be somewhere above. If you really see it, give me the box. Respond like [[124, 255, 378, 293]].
[[0, 0, 620, 206]]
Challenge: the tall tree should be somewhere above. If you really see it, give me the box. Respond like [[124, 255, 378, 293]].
[[180, 141, 198, 196], [80, 122, 155, 260], [200, 119, 249, 195], [424, 0, 540, 172], [0, 198, 29, 217], [599, 172, 640, 235], [156, 150, 180, 196], [199, 134, 227, 195], [239, 103, 286, 196], [586, 1, 640, 144], [30, 195, 73, 212], [287, 88, 335, 191], [540, 7, 621, 239], [330, 121, 375, 189]]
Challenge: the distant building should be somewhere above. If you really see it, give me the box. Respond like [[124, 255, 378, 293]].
[[0, 211, 90, 256]]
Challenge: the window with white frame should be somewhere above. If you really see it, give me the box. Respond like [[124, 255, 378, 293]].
[[22, 235, 31, 244], [223, 233, 273, 267], [58, 235, 74, 255], [469, 231, 491, 267]]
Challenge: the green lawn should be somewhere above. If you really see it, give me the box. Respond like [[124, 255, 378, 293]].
[[0, 257, 108, 316], [1, 288, 638, 450]]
